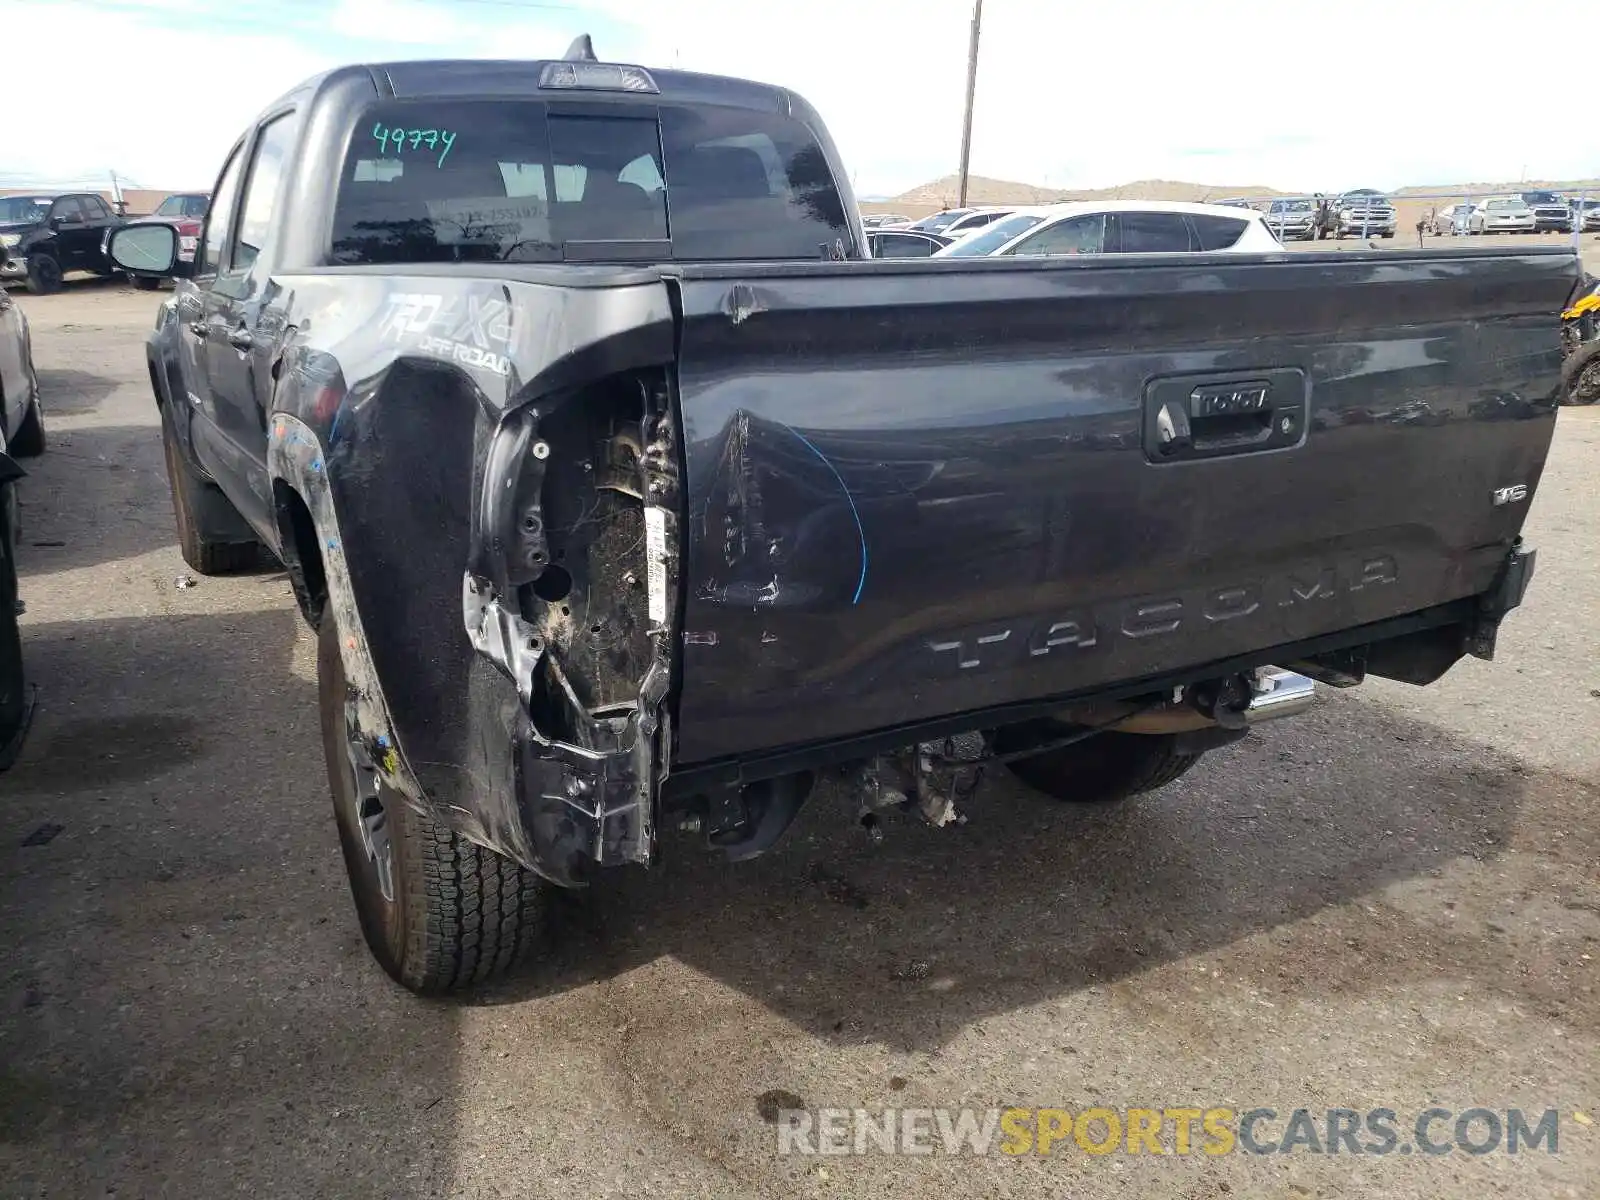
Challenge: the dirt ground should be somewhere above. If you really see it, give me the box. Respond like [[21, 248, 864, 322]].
[[1, 253, 1597, 1199]]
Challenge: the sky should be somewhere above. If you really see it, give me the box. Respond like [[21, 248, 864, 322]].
[[3, 0, 1596, 199]]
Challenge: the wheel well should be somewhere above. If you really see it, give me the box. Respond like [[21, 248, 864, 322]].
[[146, 358, 165, 410], [273, 480, 327, 628]]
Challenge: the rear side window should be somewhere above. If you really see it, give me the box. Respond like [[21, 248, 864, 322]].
[[1190, 213, 1248, 251], [869, 232, 939, 258], [331, 100, 848, 264], [1114, 211, 1193, 253], [232, 112, 301, 274], [82, 195, 112, 219], [200, 146, 246, 277]]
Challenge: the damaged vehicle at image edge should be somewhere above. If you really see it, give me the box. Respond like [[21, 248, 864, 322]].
[[110, 39, 1580, 994]]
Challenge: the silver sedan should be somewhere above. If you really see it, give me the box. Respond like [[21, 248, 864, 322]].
[[1469, 198, 1536, 235]]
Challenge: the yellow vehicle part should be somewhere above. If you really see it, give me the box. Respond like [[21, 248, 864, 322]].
[[1562, 288, 1600, 322]]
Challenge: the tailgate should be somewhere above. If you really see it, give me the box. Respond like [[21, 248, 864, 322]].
[[668, 250, 1577, 765]]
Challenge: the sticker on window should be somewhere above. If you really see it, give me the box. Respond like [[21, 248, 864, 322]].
[[422, 196, 551, 247]]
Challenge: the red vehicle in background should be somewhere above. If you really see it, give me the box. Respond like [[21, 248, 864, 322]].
[[120, 192, 208, 289]]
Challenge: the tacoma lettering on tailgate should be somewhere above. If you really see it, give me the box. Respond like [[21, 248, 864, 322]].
[[927, 555, 1398, 672]]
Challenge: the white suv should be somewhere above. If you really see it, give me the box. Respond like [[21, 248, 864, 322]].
[[945, 200, 1284, 257]]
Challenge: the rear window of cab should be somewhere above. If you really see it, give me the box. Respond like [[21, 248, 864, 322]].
[[332, 100, 851, 264]]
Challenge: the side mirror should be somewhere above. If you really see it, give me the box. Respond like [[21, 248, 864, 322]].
[[109, 223, 189, 279]]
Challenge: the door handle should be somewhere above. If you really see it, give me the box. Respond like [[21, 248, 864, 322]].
[[226, 327, 255, 351]]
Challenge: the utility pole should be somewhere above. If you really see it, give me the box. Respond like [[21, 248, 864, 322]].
[[956, 0, 983, 208]]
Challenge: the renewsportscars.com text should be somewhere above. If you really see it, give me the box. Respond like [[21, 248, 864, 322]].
[[777, 1106, 1565, 1157]]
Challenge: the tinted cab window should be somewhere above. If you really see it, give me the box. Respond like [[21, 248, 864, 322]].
[[231, 112, 301, 276], [1189, 213, 1248, 250], [868, 232, 940, 258], [1110, 211, 1193, 252], [199, 147, 247, 277], [332, 101, 849, 264]]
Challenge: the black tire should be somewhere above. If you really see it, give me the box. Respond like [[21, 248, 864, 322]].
[[317, 614, 545, 993], [1563, 339, 1600, 406], [8, 394, 44, 458], [0, 480, 24, 767], [129, 274, 160, 291], [159, 412, 262, 573], [25, 254, 62, 295], [992, 720, 1203, 804]]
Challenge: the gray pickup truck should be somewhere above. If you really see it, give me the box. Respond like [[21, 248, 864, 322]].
[[1336, 190, 1398, 238], [108, 41, 1579, 994]]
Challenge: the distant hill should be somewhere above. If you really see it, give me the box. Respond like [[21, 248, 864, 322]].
[[870, 173, 1600, 220], [892, 174, 1285, 209]]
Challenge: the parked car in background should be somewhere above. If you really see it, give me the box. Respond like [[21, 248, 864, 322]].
[[0, 192, 124, 293], [1215, 197, 1255, 209], [980, 200, 1284, 257], [119, 192, 210, 288], [1519, 191, 1571, 232], [866, 229, 952, 257], [861, 213, 909, 229], [0, 277, 42, 457], [1263, 198, 1316, 240], [906, 208, 974, 233], [0, 280, 36, 771], [938, 207, 1015, 237], [1428, 203, 1472, 236], [1470, 197, 1536, 235], [934, 207, 1055, 256], [1570, 199, 1600, 232], [1335, 190, 1397, 238]]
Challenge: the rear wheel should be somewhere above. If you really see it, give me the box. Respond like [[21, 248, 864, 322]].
[[8, 394, 44, 458], [991, 720, 1204, 805], [129, 274, 160, 291], [160, 411, 263, 573], [1564, 340, 1600, 406], [25, 255, 62, 295], [317, 613, 546, 993]]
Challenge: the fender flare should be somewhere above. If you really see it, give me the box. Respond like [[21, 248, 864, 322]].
[[267, 412, 426, 807]]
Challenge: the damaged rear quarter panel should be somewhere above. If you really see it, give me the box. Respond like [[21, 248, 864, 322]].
[[266, 271, 677, 883]]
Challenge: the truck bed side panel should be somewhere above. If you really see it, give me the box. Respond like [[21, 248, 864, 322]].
[[670, 251, 1576, 765]]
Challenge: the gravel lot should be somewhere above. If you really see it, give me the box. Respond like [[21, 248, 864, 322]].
[[1, 253, 1597, 1199]]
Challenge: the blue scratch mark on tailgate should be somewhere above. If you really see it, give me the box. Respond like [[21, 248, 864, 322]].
[[778, 421, 868, 606]]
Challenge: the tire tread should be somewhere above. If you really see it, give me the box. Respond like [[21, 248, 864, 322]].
[[394, 777, 544, 994]]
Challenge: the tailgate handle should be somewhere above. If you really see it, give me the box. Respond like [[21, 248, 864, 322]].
[[1145, 372, 1307, 464]]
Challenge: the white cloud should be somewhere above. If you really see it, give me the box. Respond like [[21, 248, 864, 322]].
[[3, 0, 1596, 197], [588, 0, 1600, 195]]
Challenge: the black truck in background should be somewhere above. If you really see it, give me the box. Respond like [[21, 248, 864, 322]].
[[109, 41, 1579, 994], [0, 192, 123, 293]]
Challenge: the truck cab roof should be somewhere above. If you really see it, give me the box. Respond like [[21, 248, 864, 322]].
[[269, 56, 806, 124]]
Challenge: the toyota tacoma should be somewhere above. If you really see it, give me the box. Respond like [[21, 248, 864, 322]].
[[110, 41, 1580, 994]]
